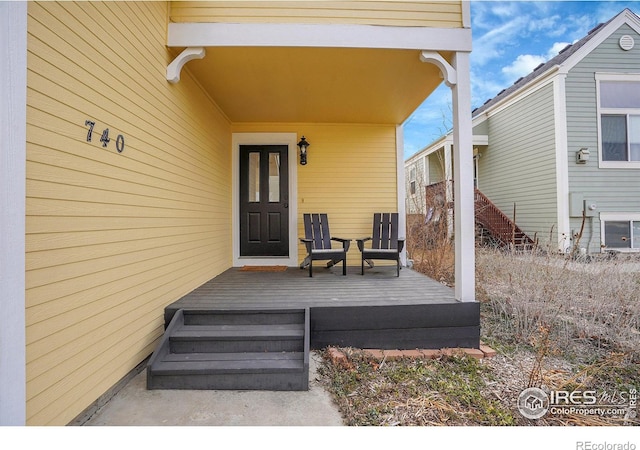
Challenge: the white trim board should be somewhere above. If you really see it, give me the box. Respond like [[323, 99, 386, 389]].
[[168, 22, 472, 52], [232, 133, 299, 267], [553, 75, 571, 253]]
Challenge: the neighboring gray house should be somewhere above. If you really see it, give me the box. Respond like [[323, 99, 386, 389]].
[[407, 8, 640, 254]]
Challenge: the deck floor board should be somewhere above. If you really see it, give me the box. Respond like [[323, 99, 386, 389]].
[[168, 266, 457, 312]]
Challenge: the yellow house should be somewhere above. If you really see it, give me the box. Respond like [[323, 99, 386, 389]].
[[1, 1, 475, 425]]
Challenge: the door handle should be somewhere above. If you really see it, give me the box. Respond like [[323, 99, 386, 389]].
[[284, 203, 288, 208]]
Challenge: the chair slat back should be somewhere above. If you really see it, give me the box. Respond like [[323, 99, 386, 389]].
[[372, 213, 399, 250], [304, 213, 332, 250]]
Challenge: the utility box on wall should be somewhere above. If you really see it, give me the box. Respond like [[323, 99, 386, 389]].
[[569, 192, 584, 217], [569, 193, 598, 217]]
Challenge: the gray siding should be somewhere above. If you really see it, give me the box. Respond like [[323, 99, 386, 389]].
[[473, 120, 488, 135], [478, 83, 558, 246], [566, 23, 640, 252]]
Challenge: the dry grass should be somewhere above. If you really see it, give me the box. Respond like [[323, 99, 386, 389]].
[[317, 349, 516, 426], [475, 250, 640, 426], [477, 248, 640, 360]]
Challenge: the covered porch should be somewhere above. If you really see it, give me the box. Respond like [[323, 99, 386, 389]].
[[146, 1, 478, 391]]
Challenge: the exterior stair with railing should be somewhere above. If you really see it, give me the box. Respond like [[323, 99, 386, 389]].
[[147, 308, 309, 391], [474, 188, 536, 250], [423, 181, 536, 251]]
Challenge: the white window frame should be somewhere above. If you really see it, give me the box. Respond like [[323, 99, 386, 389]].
[[600, 212, 640, 252], [409, 166, 417, 196], [596, 73, 640, 169]]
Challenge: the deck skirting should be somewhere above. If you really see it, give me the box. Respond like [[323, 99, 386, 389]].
[[310, 303, 480, 350]]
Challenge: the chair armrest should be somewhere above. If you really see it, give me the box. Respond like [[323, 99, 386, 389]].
[[299, 238, 313, 253], [331, 237, 351, 251], [356, 237, 371, 252]]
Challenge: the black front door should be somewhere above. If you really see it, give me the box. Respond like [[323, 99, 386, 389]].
[[239, 145, 289, 257]]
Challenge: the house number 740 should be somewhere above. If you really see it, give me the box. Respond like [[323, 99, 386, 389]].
[[85, 120, 125, 153]]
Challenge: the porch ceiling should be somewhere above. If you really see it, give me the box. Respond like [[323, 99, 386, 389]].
[[182, 46, 447, 124]]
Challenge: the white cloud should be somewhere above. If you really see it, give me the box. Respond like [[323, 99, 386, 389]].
[[500, 39, 571, 85], [471, 71, 507, 108], [501, 54, 546, 80], [471, 16, 529, 67], [548, 41, 572, 58]]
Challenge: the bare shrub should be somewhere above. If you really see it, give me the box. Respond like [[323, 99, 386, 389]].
[[406, 181, 454, 286], [477, 248, 640, 360]]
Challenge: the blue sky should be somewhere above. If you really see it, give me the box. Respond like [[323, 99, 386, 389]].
[[402, 0, 640, 158]]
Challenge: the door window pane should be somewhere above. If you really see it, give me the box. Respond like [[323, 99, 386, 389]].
[[268, 153, 280, 202], [248, 152, 260, 202], [601, 115, 627, 161], [604, 221, 631, 248]]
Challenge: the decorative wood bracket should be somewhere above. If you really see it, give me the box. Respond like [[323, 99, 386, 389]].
[[420, 51, 457, 87], [166, 47, 206, 84]]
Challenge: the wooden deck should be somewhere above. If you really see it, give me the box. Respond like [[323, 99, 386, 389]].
[[165, 265, 480, 350]]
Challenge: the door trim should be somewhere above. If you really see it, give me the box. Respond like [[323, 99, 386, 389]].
[[232, 133, 298, 267]]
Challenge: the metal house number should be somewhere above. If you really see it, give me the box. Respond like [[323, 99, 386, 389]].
[[85, 120, 125, 153]]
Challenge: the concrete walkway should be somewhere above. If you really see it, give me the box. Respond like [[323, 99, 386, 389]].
[[82, 352, 344, 426]]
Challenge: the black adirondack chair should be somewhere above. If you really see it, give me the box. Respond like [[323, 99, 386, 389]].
[[299, 213, 351, 277], [357, 213, 405, 276]]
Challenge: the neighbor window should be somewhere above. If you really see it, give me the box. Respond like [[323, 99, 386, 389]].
[[409, 167, 416, 195], [603, 220, 640, 249], [599, 79, 640, 162]]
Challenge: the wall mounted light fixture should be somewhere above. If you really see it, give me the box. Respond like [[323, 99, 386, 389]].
[[298, 136, 310, 165]]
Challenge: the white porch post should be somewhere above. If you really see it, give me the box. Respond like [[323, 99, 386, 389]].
[[396, 125, 407, 265], [0, 1, 27, 425], [451, 52, 475, 302]]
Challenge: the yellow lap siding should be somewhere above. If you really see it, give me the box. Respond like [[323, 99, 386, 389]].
[[170, 1, 464, 28], [26, 1, 232, 425]]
